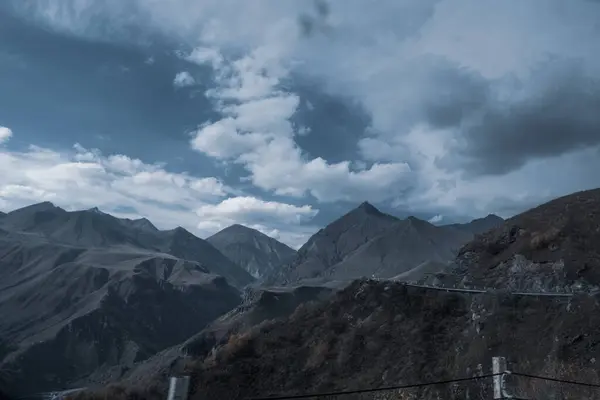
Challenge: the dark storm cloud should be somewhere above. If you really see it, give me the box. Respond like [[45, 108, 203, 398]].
[[421, 58, 600, 176]]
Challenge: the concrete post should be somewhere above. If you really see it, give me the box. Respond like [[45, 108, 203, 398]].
[[167, 376, 190, 400], [492, 356, 511, 399]]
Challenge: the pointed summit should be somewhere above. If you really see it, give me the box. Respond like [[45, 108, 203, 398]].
[[356, 201, 383, 215], [208, 224, 296, 280]]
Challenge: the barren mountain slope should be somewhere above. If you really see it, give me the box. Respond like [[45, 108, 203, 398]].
[[0, 203, 255, 396], [455, 188, 600, 291], [270, 202, 485, 286], [445, 214, 504, 235], [325, 217, 472, 280], [0, 234, 242, 395], [207, 224, 296, 280], [0, 202, 254, 288], [266, 202, 401, 285]]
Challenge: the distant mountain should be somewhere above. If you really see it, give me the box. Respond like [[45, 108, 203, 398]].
[[445, 214, 504, 235], [0, 236, 242, 394], [124, 217, 159, 232], [454, 188, 600, 291], [323, 216, 473, 281], [0, 202, 254, 289], [267, 202, 482, 286], [266, 202, 400, 284], [207, 224, 297, 280], [0, 202, 255, 394]]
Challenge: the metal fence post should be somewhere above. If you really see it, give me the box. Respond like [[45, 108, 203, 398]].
[[167, 376, 190, 400]]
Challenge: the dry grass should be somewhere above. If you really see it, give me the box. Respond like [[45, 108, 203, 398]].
[[513, 360, 600, 399], [529, 226, 561, 250]]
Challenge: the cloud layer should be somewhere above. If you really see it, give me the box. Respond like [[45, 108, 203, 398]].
[[4, 0, 600, 236]]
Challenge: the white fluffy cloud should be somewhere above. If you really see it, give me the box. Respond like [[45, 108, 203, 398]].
[[196, 196, 319, 248], [0, 135, 316, 246], [0, 126, 12, 144], [173, 71, 196, 88], [189, 46, 414, 203]]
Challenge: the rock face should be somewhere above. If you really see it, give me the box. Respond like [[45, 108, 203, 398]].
[[73, 280, 600, 400], [268, 202, 491, 285], [0, 203, 254, 395], [207, 224, 296, 280], [454, 188, 600, 292]]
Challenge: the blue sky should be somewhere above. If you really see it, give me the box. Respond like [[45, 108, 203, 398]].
[[1, 0, 600, 248]]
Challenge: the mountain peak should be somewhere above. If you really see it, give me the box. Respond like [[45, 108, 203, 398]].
[[484, 214, 503, 221], [207, 224, 296, 280], [356, 201, 382, 215], [227, 223, 254, 232]]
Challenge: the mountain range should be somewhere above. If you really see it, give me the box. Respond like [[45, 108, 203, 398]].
[[0, 202, 252, 393], [14, 189, 600, 398], [66, 188, 600, 400], [0, 199, 502, 395], [266, 202, 503, 286]]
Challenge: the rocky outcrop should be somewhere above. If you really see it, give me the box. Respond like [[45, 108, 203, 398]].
[[454, 188, 600, 292]]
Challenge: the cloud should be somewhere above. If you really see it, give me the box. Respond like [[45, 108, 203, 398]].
[[443, 60, 600, 176], [190, 47, 414, 203], [197, 196, 317, 223], [9, 0, 600, 220], [0, 126, 12, 144], [173, 71, 196, 88], [184, 47, 223, 69], [196, 196, 319, 248], [428, 214, 443, 224], [0, 143, 227, 217]]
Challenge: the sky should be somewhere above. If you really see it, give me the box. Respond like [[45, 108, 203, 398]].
[[1, 0, 599, 249]]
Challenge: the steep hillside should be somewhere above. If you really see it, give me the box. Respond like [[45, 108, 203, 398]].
[[0, 203, 255, 396], [159, 227, 254, 289], [75, 280, 600, 400], [267, 202, 400, 284], [446, 214, 504, 235], [325, 217, 472, 280], [455, 188, 600, 291], [0, 202, 254, 288], [0, 234, 242, 395], [269, 203, 479, 285], [74, 285, 334, 390], [207, 224, 296, 280]]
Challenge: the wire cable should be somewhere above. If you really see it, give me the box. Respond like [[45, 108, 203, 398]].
[[247, 373, 503, 400], [512, 372, 600, 388]]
